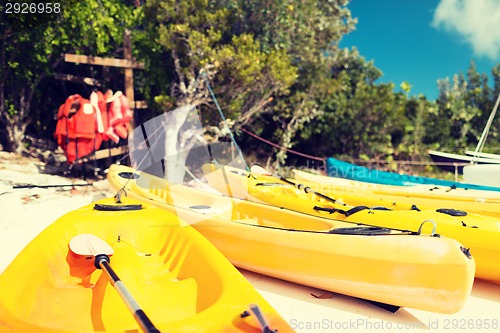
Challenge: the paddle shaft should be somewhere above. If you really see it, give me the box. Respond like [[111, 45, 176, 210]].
[[95, 255, 161, 333], [277, 176, 343, 205], [0, 183, 93, 195], [13, 183, 93, 189]]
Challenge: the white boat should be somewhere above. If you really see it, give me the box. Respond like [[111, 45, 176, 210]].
[[463, 164, 500, 187], [465, 150, 500, 160], [428, 150, 500, 174], [430, 92, 500, 174]]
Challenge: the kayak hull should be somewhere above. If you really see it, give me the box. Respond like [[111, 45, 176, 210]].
[[293, 169, 500, 218], [327, 156, 500, 191], [204, 165, 500, 283], [463, 164, 500, 188]]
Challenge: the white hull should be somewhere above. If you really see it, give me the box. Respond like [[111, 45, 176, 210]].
[[465, 150, 500, 161], [429, 150, 500, 164], [463, 164, 500, 187]]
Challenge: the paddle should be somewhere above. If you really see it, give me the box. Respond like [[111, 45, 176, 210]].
[[250, 165, 346, 206], [69, 234, 161, 333], [0, 182, 93, 195]]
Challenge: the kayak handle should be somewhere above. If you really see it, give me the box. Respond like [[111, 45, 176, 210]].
[[417, 219, 439, 237]]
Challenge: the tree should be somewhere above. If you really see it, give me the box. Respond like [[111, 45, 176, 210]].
[[142, 0, 297, 126], [465, 61, 493, 144], [435, 61, 497, 151], [399, 95, 438, 161], [230, 0, 357, 166], [140, 0, 357, 168], [293, 48, 407, 165], [0, 7, 57, 152]]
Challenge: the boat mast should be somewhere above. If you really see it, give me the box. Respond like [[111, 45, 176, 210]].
[[472, 92, 500, 163]]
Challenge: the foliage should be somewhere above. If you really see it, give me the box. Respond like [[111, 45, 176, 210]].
[[2, 0, 500, 172], [398, 96, 437, 159], [293, 48, 406, 162], [435, 61, 499, 151], [228, 0, 357, 166], [141, 0, 298, 129]]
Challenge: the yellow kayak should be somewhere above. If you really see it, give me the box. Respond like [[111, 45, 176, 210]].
[[108, 164, 475, 314], [294, 169, 500, 204], [292, 169, 500, 218], [203, 164, 500, 283], [0, 197, 293, 333]]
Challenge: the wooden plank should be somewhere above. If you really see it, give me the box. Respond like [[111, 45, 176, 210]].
[[123, 29, 136, 130], [53, 73, 102, 87], [64, 54, 144, 69], [134, 100, 148, 109], [73, 145, 129, 164], [123, 29, 135, 105], [94, 145, 128, 160]]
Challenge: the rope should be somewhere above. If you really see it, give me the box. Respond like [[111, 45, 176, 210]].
[[201, 72, 249, 170], [238, 127, 467, 173], [239, 127, 326, 162]]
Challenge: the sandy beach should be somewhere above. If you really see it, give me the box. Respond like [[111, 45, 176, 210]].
[[1, 153, 500, 333]]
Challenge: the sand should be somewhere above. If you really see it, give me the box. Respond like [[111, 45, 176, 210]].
[[1, 154, 499, 332]]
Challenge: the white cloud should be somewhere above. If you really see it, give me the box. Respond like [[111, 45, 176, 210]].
[[432, 0, 500, 60]]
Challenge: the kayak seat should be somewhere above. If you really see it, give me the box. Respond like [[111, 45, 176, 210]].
[[90, 244, 199, 327], [32, 236, 199, 331], [149, 183, 174, 203]]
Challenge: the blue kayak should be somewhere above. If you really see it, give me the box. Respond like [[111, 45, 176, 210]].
[[326, 157, 500, 192]]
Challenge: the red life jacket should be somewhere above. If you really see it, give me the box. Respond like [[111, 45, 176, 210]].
[[54, 91, 133, 164], [97, 91, 110, 139], [90, 91, 112, 143], [54, 94, 102, 164], [106, 91, 133, 142], [114, 93, 133, 139]]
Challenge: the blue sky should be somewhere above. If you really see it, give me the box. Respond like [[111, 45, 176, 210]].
[[340, 0, 500, 100]]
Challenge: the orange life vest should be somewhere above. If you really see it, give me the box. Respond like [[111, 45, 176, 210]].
[[54, 94, 102, 164], [54, 91, 133, 164], [105, 91, 132, 142], [90, 90, 112, 143]]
